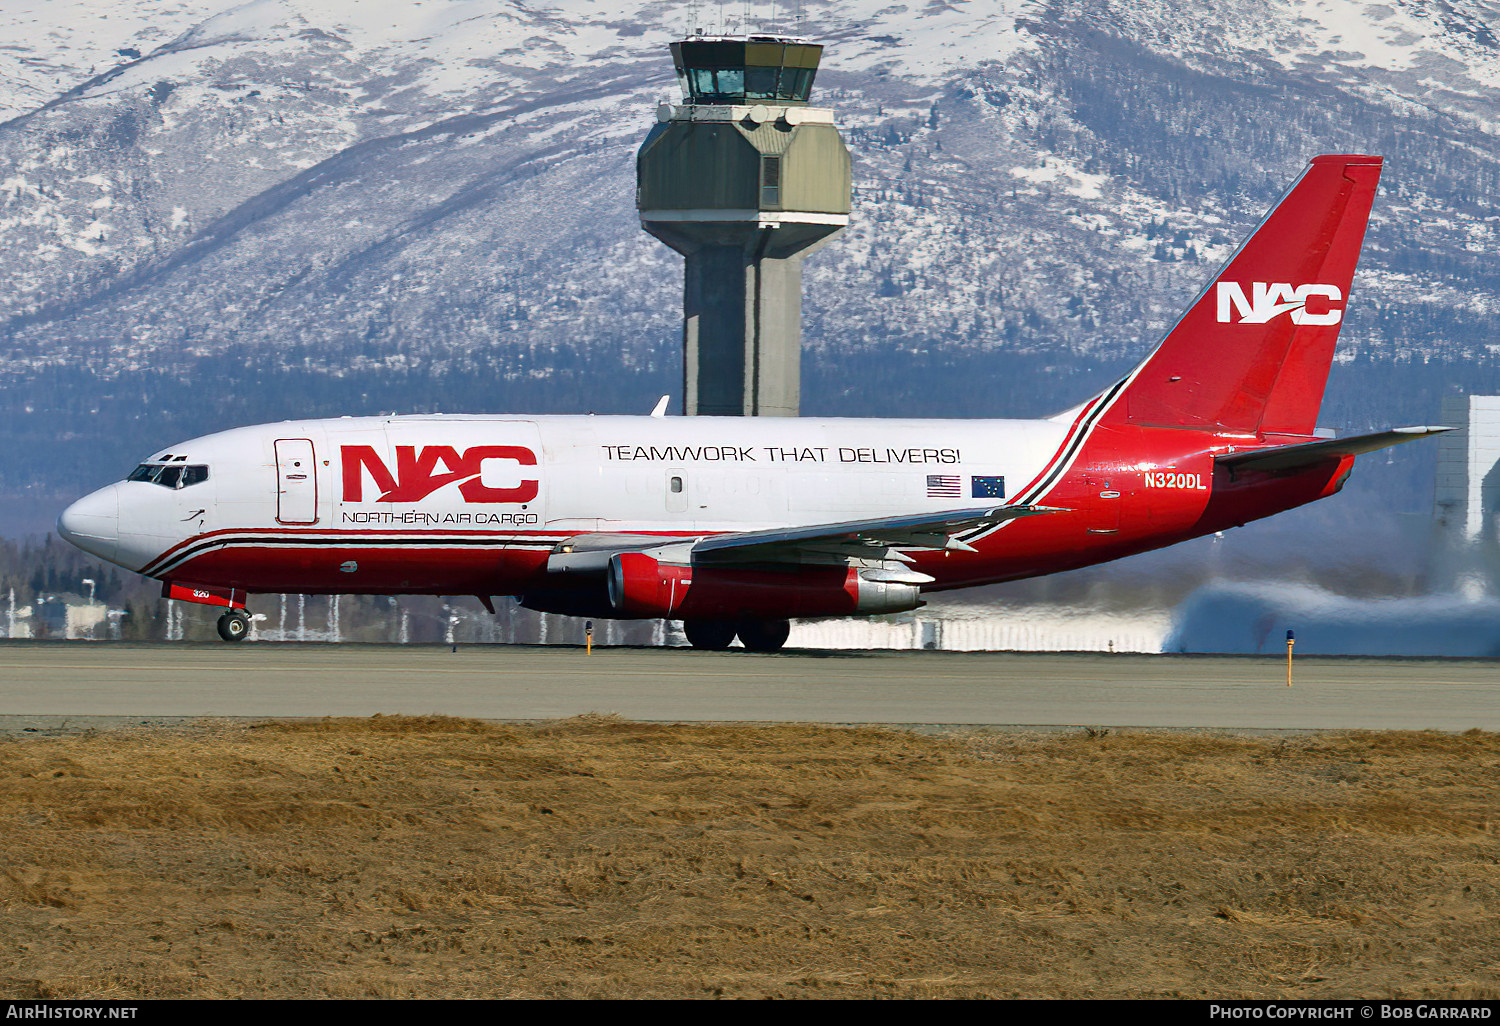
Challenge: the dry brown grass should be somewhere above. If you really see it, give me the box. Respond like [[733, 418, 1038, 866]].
[[0, 715, 1497, 998]]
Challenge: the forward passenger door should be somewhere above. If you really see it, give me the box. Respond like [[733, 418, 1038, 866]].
[[275, 438, 319, 525]]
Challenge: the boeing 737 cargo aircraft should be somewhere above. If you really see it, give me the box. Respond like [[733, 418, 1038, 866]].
[[57, 154, 1446, 648]]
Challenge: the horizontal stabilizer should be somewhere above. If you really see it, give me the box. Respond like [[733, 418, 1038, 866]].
[[1215, 426, 1452, 475]]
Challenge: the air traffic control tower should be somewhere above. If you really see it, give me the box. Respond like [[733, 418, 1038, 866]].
[[637, 36, 851, 416]]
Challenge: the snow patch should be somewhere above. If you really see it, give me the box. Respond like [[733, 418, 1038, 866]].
[[1010, 158, 1109, 200]]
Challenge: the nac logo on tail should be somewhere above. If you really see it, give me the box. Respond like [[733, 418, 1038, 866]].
[[1216, 282, 1343, 325]]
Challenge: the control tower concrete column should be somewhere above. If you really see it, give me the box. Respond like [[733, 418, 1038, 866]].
[[637, 37, 851, 416]]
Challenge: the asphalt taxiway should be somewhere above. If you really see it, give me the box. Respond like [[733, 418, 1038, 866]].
[[0, 641, 1496, 733]]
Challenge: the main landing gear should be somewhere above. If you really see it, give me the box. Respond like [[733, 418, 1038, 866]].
[[216, 609, 250, 643], [682, 618, 791, 652]]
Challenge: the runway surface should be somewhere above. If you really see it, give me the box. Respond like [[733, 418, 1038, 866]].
[[0, 641, 1496, 732]]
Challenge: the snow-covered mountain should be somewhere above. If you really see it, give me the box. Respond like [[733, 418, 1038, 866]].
[[2, 0, 1499, 534]]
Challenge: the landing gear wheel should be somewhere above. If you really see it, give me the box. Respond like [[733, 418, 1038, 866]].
[[736, 619, 791, 653], [683, 619, 736, 651], [217, 609, 250, 643]]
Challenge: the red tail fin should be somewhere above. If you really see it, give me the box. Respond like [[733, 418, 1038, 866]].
[[1104, 154, 1382, 435]]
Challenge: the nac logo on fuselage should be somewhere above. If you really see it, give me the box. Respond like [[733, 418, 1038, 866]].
[[1215, 282, 1343, 326], [341, 445, 539, 504]]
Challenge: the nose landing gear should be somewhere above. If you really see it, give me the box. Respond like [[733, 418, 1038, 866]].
[[216, 609, 251, 643], [162, 583, 251, 641]]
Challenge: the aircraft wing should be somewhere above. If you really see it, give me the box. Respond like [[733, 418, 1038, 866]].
[[1216, 426, 1452, 475], [547, 505, 1063, 574], [690, 504, 1061, 563]]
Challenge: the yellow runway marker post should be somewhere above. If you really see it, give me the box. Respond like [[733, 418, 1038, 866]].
[[1286, 629, 1295, 687]]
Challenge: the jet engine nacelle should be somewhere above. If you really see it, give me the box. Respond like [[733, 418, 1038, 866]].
[[606, 552, 922, 620]]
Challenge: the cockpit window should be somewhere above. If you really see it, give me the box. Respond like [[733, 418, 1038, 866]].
[[125, 463, 209, 489]]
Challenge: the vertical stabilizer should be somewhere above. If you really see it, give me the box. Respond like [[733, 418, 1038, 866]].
[[1104, 155, 1382, 436]]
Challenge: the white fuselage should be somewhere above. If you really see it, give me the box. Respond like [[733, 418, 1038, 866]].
[[60, 413, 1068, 588]]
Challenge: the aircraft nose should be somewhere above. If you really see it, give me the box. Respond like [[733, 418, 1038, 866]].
[[57, 485, 120, 564]]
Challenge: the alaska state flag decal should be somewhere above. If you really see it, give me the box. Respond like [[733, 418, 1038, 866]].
[[971, 475, 1005, 499]]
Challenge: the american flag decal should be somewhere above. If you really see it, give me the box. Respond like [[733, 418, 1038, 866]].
[[927, 474, 961, 498]]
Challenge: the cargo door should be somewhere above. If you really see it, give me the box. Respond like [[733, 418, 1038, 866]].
[[275, 438, 319, 525]]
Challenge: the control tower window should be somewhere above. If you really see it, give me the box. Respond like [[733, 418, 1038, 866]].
[[672, 38, 821, 106], [778, 67, 813, 102], [688, 68, 716, 101], [715, 68, 744, 95], [688, 68, 752, 105], [744, 67, 778, 100], [761, 155, 782, 208]]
